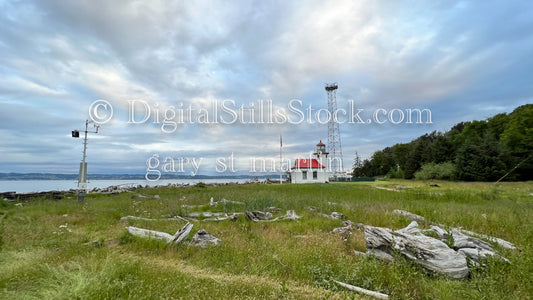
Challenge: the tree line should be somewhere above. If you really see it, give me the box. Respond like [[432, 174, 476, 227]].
[[352, 104, 532, 181]]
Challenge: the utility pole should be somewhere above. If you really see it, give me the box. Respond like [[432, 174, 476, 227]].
[[72, 120, 99, 202]]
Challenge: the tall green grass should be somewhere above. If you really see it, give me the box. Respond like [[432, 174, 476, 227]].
[[1, 180, 532, 299]]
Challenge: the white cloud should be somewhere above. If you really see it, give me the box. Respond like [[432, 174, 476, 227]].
[[1, 0, 532, 174]]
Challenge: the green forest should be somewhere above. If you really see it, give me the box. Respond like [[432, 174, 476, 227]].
[[352, 104, 533, 181]]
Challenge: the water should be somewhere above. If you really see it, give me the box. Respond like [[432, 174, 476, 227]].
[[0, 178, 251, 193]]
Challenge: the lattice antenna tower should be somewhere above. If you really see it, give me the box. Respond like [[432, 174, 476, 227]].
[[325, 83, 344, 174]]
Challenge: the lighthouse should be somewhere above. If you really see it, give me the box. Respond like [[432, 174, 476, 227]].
[[290, 141, 329, 184], [313, 140, 329, 171]]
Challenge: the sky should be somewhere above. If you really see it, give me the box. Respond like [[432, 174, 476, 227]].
[[1, 0, 532, 176]]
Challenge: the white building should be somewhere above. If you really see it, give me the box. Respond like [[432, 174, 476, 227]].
[[290, 141, 329, 183]]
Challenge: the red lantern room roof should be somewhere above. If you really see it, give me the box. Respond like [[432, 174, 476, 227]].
[[317, 140, 325, 146], [291, 158, 325, 169]]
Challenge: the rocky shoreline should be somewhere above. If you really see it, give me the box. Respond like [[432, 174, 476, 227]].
[[0, 180, 270, 201]]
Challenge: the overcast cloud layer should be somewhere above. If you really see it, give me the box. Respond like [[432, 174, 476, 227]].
[[1, 0, 532, 175]]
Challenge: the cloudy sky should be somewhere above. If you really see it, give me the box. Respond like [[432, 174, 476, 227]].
[[1, 0, 532, 176]]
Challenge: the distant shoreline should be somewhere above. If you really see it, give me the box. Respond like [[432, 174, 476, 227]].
[[0, 173, 283, 181]]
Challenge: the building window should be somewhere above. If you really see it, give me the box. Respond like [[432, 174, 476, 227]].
[[313, 171, 318, 179], [302, 171, 307, 180]]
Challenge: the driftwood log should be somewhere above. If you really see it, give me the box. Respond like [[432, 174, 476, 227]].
[[392, 209, 517, 250], [126, 222, 193, 244], [321, 211, 347, 220], [121, 215, 190, 222], [245, 211, 273, 221], [202, 213, 240, 221], [187, 212, 242, 219], [272, 210, 301, 221], [427, 226, 510, 264], [209, 197, 244, 206], [334, 280, 389, 299], [364, 221, 470, 279], [245, 210, 301, 222]]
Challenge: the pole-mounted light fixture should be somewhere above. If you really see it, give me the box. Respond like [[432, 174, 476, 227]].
[[72, 120, 99, 202]]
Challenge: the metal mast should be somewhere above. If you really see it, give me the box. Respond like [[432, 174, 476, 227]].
[[325, 83, 344, 175], [72, 120, 99, 202]]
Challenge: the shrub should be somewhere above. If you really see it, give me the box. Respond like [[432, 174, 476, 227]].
[[414, 162, 456, 180], [387, 167, 405, 179]]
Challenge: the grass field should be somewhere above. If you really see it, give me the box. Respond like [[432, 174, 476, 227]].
[[1, 180, 532, 299]]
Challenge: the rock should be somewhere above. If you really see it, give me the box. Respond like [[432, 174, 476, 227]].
[[191, 229, 221, 247]]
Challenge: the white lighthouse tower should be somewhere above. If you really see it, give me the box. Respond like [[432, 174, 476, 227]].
[[313, 140, 329, 171]]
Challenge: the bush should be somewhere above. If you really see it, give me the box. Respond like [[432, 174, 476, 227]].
[[387, 167, 405, 179], [414, 162, 456, 180]]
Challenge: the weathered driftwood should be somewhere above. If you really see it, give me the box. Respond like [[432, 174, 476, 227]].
[[458, 229, 517, 251], [451, 229, 493, 252], [331, 220, 354, 235], [395, 185, 413, 190], [277, 210, 301, 221], [353, 249, 394, 262], [265, 206, 281, 213], [392, 210, 517, 250], [427, 226, 510, 264], [321, 211, 347, 220], [121, 215, 187, 222], [367, 249, 395, 262], [187, 212, 242, 219], [364, 221, 469, 279], [373, 186, 399, 192], [392, 209, 426, 222], [126, 222, 193, 244], [181, 204, 207, 209], [396, 220, 422, 235], [428, 225, 449, 240], [245, 211, 273, 222], [458, 248, 510, 265], [191, 229, 222, 247], [172, 223, 194, 244], [209, 197, 244, 206], [202, 213, 240, 222], [245, 210, 301, 222], [334, 280, 389, 299]]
